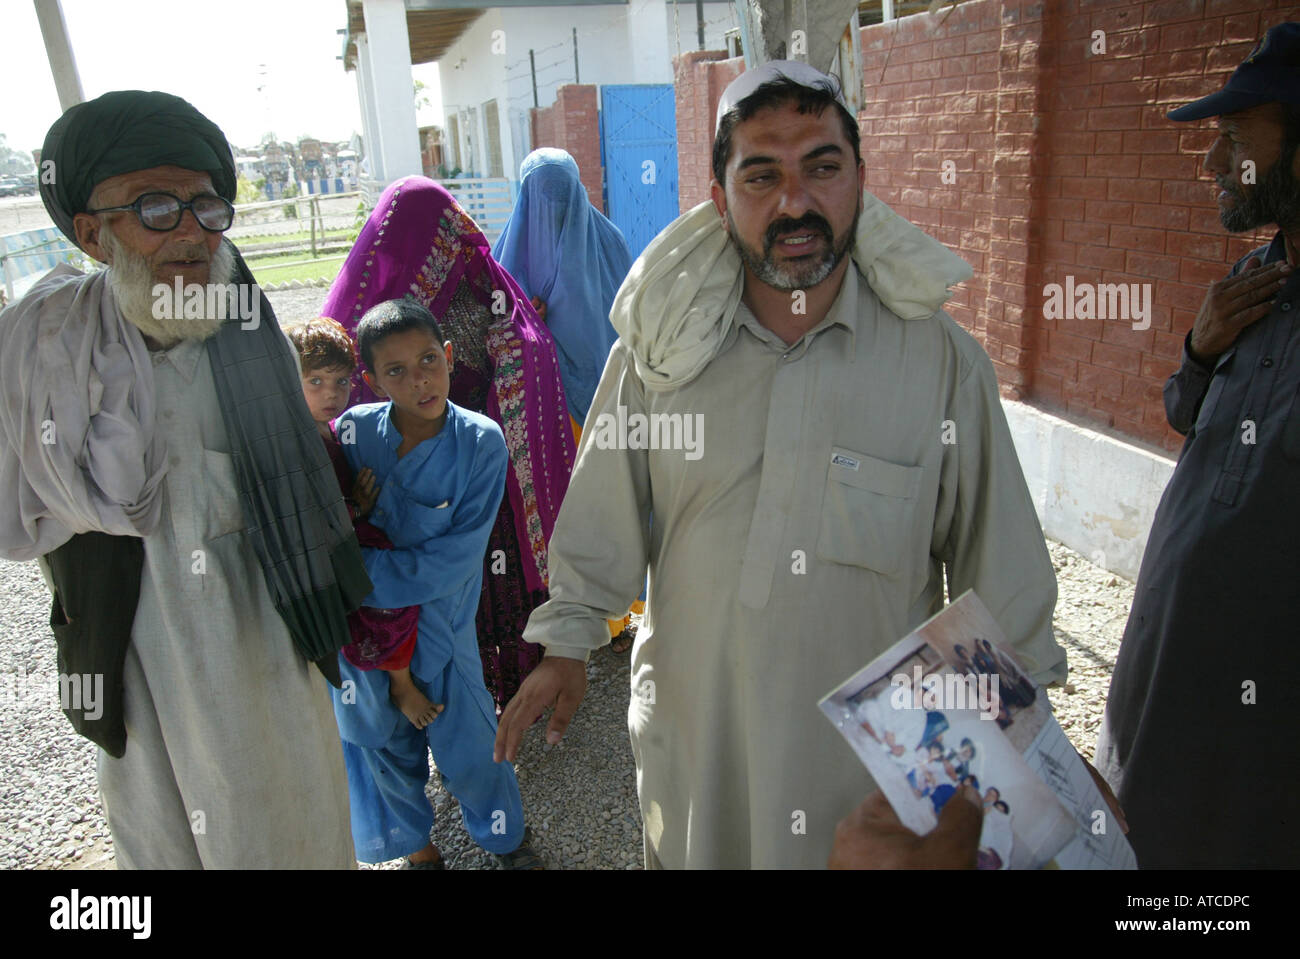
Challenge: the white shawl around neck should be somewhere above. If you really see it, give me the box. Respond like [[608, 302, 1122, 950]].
[[609, 189, 974, 390]]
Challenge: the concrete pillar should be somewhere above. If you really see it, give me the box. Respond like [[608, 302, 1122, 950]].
[[727, 0, 863, 121], [361, 0, 423, 184], [628, 0, 672, 83], [33, 0, 84, 111], [733, 0, 860, 74], [833, 9, 862, 116], [353, 34, 382, 179]]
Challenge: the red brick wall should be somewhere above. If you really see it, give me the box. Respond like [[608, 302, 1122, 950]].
[[675, 51, 745, 212], [1026, 0, 1298, 450], [858, 0, 1047, 401], [529, 84, 606, 213], [674, 0, 1300, 453], [530, 106, 557, 156]]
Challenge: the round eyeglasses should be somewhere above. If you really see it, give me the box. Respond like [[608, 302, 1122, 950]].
[[85, 191, 235, 232]]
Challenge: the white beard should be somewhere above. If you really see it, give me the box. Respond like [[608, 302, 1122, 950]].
[[100, 222, 236, 347]]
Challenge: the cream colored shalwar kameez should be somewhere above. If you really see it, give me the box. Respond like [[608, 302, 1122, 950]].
[[95, 337, 355, 869], [524, 267, 1067, 868]]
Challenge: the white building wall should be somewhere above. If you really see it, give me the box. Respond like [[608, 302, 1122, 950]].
[[438, 3, 735, 183]]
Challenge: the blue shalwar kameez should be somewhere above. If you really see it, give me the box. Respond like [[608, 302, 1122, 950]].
[[330, 400, 525, 863]]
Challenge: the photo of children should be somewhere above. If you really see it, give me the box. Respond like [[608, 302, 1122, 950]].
[[823, 599, 1080, 869]]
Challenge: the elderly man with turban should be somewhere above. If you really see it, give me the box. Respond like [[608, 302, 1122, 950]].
[[0, 91, 367, 868]]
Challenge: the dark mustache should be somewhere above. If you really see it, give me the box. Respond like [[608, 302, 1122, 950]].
[[764, 213, 833, 250], [158, 244, 211, 262], [1216, 177, 1243, 197]]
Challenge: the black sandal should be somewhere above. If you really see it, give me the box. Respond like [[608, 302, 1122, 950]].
[[402, 849, 446, 870], [494, 826, 546, 870]]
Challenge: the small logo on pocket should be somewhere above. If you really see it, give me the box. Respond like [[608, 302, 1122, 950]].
[[831, 453, 860, 471]]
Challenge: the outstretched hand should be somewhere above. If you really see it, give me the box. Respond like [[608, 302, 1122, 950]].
[[493, 655, 587, 763]]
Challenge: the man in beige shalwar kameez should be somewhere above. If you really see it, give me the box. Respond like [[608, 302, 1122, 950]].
[[496, 63, 1068, 868]]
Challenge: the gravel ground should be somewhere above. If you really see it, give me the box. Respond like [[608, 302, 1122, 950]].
[[1042, 543, 1136, 762], [0, 538, 1132, 870], [263, 286, 340, 327], [397, 642, 642, 871]]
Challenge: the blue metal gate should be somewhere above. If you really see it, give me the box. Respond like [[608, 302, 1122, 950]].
[[599, 84, 678, 259]]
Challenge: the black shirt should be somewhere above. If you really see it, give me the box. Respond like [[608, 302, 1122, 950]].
[[1097, 231, 1300, 867]]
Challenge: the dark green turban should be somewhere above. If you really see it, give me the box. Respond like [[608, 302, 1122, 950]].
[[40, 90, 236, 247]]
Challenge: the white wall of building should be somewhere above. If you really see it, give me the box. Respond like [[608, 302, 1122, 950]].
[[438, 2, 735, 183]]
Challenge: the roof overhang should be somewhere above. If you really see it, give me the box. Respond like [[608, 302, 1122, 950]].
[[342, 1, 484, 69], [340, 0, 629, 69]]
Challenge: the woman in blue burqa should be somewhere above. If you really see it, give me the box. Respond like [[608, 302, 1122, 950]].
[[492, 148, 643, 651]]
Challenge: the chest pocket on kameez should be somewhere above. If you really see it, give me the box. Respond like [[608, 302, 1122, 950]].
[[816, 446, 922, 577], [201, 448, 246, 540], [384, 493, 455, 548]]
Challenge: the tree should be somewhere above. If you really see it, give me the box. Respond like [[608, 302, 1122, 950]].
[[235, 175, 263, 205], [0, 133, 36, 175]]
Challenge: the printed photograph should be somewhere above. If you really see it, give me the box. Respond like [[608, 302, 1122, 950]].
[[824, 631, 1077, 869]]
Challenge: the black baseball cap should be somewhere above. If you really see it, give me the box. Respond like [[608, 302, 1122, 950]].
[[1168, 22, 1300, 121]]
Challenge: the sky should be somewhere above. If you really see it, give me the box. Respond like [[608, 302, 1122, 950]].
[[1, 0, 444, 160]]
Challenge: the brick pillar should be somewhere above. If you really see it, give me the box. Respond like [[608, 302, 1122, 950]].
[[674, 51, 744, 212], [558, 85, 604, 212], [529, 106, 555, 156], [529, 84, 605, 213]]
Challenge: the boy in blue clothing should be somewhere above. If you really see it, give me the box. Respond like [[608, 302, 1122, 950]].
[[331, 298, 542, 869]]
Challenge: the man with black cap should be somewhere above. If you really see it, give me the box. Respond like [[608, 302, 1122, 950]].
[[1096, 23, 1300, 868], [0, 91, 367, 867]]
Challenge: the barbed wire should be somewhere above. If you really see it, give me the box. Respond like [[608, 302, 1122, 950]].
[[448, 3, 740, 120], [483, 0, 736, 76], [503, 39, 567, 72]]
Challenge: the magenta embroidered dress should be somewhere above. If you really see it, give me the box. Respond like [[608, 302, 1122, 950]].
[[321, 177, 575, 707]]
